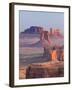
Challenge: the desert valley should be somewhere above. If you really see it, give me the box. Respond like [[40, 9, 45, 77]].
[[19, 26, 64, 79]]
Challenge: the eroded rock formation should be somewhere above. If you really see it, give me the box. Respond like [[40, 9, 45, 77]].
[[19, 61, 64, 79], [26, 61, 64, 78]]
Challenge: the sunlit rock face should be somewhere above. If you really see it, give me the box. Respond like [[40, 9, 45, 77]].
[[26, 61, 64, 78], [19, 61, 64, 79]]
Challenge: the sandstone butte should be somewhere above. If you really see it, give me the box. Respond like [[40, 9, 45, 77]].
[[19, 60, 64, 79]]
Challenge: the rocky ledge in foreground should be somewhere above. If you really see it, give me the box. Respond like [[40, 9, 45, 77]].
[[19, 61, 64, 79]]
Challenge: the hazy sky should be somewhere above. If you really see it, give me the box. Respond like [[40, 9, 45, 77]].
[[19, 10, 64, 33]]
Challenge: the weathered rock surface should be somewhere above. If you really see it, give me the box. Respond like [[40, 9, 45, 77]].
[[19, 66, 26, 79], [19, 61, 64, 79], [26, 61, 64, 78]]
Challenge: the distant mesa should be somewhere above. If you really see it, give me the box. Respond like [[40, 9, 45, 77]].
[[19, 26, 64, 48], [20, 26, 64, 40], [21, 26, 43, 34], [20, 26, 63, 37]]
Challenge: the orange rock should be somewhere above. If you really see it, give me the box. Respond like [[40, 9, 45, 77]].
[[19, 67, 26, 79], [51, 50, 57, 61]]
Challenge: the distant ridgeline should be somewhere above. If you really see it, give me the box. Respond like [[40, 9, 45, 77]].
[[21, 26, 43, 34], [19, 26, 64, 47], [20, 26, 63, 37]]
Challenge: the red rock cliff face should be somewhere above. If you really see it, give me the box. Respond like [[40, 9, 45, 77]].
[[26, 61, 64, 79]]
